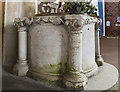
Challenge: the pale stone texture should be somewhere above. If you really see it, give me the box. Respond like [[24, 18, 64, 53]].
[[13, 17, 34, 76], [95, 23, 104, 66], [82, 23, 98, 77], [63, 15, 88, 88], [12, 15, 105, 89], [28, 23, 69, 80], [13, 27, 28, 76], [24, 15, 101, 88]]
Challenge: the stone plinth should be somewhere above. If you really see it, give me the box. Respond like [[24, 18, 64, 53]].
[[84, 63, 119, 90], [13, 15, 107, 89]]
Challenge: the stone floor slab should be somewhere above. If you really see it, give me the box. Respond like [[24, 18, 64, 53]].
[[2, 63, 119, 91]]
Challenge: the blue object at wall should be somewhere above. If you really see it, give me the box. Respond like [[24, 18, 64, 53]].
[[98, 0, 104, 36]]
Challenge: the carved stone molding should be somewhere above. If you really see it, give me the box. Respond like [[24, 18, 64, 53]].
[[64, 14, 101, 31], [33, 16, 64, 25], [14, 17, 33, 28], [64, 15, 84, 31], [14, 15, 101, 30], [14, 16, 65, 33]]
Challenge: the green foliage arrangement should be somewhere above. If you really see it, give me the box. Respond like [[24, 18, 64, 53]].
[[67, 2, 97, 16]]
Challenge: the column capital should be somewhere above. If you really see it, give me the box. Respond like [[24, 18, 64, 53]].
[[14, 17, 33, 29], [64, 15, 84, 31], [95, 18, 102, 30], [64, 15, 100, 32]]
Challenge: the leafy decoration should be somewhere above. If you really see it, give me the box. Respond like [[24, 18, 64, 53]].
[[67, 2, 97, 16]]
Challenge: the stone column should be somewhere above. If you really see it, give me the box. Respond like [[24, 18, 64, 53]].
[[13, 27, 28, 76], [63, 15, 88, 89], [13, 17, 33, 76], [95, 20, 104, 66]]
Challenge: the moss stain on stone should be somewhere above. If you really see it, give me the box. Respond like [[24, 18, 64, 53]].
[[33, 62, 68, 74], [64, 62, 67, 67], [76, 85, 80, 88], [50, 64, 55, 68]]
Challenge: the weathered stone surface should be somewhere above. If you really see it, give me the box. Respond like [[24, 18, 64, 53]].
[[2, 63, 119, 90], [82, 23, 98, 77], [95, 21, 104, 66], [25, 15, 101, 89], [63, 15, 88, 88], [13, 15, 105, 89], [63, 72, 88, 89], [13, 18, 32, 76], [28, 22, 68, 80], [13, 60, 28, 76]]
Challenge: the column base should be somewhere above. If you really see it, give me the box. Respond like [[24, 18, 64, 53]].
[[96, 55, 104, 66], [27, 69, 61, 81], [2, 63, 118, 90], [84, 63, 98, 78], [63, 72, 88, 89], [13, 60, 28, 76]]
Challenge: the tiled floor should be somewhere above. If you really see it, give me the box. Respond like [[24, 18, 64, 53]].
[[101, 37, 119, 71], [100, 37, 119, 90]]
